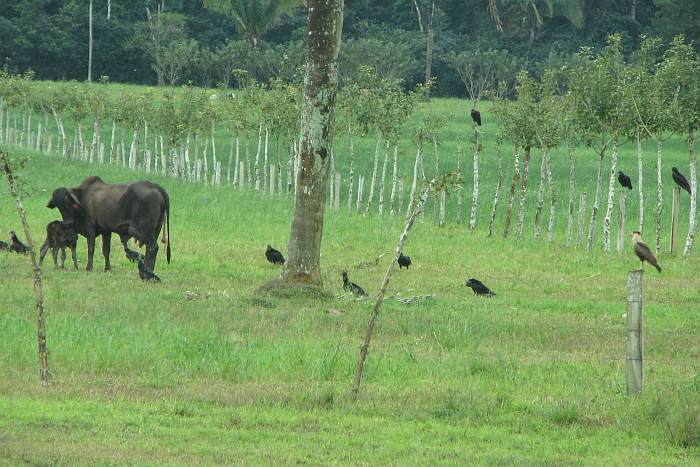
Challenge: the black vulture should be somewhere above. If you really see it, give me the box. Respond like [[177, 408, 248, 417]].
[[617, 171, 633, 190], [0, 240, 9, 251], [398, 253, 412, 269], [672, 167, 691, 195], [470, 108, 482, 126], [138, 258, 162, 282], [342, 271, 366, 297], [465, 278, 495, 297], [265, 245, 285, 265], [125, 248, 145, 263], [631, 231, 661, 273], [9, 231, 27, 255]]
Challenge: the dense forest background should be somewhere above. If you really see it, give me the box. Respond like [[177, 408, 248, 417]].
[[0, 0, 697, 97]]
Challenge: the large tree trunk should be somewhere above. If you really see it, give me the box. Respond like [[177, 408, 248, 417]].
[[587, 145, 607, 251], [683, 130, 697, 255], [279, 0, 343, 287], [515, 146, 532, 239], [603, 138, 619, 252], [503, 147, 521, 238]]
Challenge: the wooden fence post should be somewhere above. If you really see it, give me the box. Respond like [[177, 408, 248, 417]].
[[576, 192, 587, 249], [670, 186, 681, 255], [626, 270, 644, 396], [617, 190, 626, 253]]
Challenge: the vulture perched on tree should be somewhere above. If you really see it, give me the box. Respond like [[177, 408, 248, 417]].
[[631, 231, 661, 273], [672, 167, 691, 195], [617, 171, 633, 190], [470, 108, 482, 126]]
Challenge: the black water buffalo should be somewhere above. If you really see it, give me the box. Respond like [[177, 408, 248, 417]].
[[48, 176, 170, 272], [39, 220, 78, 270]]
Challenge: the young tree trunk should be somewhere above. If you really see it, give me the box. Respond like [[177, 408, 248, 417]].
[[587, 145, 607, 251], [566, 145, 575, 247], [603, 138, 620, 252], [546, 152, 556, 242], [469, 126, 480, 231], [263, 126, 269, 193], [109, 120, 116, 164], [534, 149, 548, 240], [254, 124, 262, 192], [424, 27, 433, 98], [487, 145, 503, 237], [52, 110, 68, 158], [89, 117, 101, 163], [577, 192, 587, 248], [389, 144, 398, 215], [456, 145, 463, 224], [353, 180, 434, 397], [503, 147, 520, 238], [515, 146, 532, 239], [637, 132, 644, 232], [655, 138, 663, 253], [1, 150, 49, 385], [683, 130, 697, 256], [378, 142, 389, 215], [407, 146, 423, 216], [347, 125, 355, 212], [279, 0, 343, 287], [365, 134, 382, 214], [227, 137, 234, 184]]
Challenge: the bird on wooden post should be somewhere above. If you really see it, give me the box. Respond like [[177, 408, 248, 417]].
[[470, 108, 482, 126], [617, 171, 633, 190], [672, 167, 691, 195], [631, 231, 661, 273]]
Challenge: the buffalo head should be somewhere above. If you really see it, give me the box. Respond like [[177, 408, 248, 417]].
[[47, 188, 84, 228]]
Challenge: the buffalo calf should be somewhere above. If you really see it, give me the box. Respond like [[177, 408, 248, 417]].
[[39, 221, 78, 270]]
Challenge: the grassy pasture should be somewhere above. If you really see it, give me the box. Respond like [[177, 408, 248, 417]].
[[0, 94, 699, 464]]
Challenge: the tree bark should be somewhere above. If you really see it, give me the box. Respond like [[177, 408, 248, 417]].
[[515, 146, 532, 239], [389, 144, 398, 214], [637, 132, 644, 232], [587, 144, 607, 251], [280, 0, 343, 287], [546, 152, 556, 242], [534, 149, 548, 240], [603, 138, 619, 252], [487, 144, 502, 237], [503, 147, 520, 238], [683, 130, 697, 255], [347, 124, 355, 212], [566, 145, 575, 247], [378, 142, 389, 215], [469, 125, 480, 230], [365, 134, 382, 214], [407, 146, 422, 216]]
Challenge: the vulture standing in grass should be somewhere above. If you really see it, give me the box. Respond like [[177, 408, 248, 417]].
[[0, 240, 9, 251], [9, 231, 27, 254], [138, 258, 161, 282], [631, 231, 661, 273], [465, 278, 495, 297], [672, 167, 691, 195], [342, 271, 367, 297], [265, 245, 285, 265], [617, 171, 633, 190], [470, 108, 482, 126], [398, 253, 412, 269]]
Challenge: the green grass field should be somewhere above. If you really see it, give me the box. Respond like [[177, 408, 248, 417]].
[[1, 95, 699, 464]]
